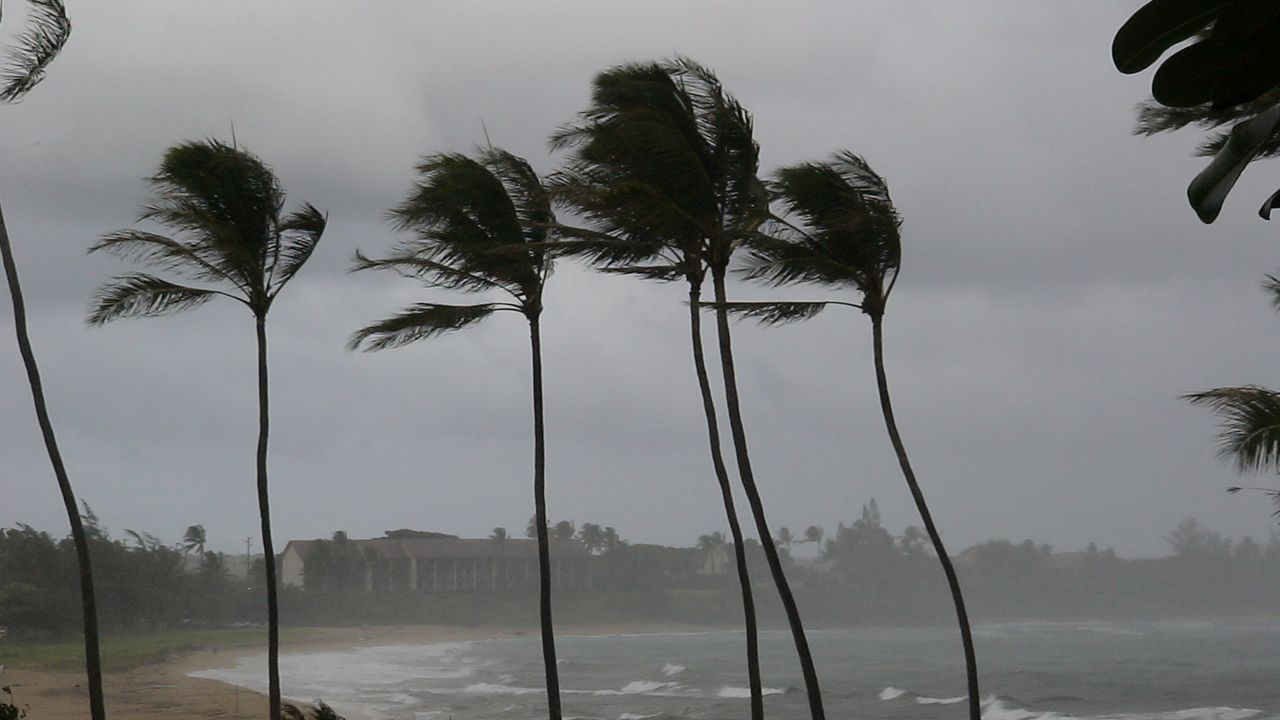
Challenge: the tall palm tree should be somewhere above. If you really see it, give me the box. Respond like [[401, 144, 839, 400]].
[[552, 58, 822, 720], [721, 150, 982, 720], [349, 147, 564, 720], [88, 139, 326, 720], [0, 5, 102, 720]]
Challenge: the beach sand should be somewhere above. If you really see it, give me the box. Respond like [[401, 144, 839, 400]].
[[0, 623, 709, 719]]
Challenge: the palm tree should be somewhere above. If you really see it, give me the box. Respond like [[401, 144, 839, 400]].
[[182, 524, 207, 556], [776, 526, 794, 551], [491, 527, 509, 543], [803, 525, 824, 546], [551, 520, 576, 542], [721, 150, 981, 720], [578, 523, 605, 554], [88, 139, 326, 720], [349, 147, 564, 720], [697, 531, 726, 550], [552, 58, 822, 720], [0, 5, 102, 719]]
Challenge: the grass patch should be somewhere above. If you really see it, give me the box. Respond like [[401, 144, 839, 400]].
[[0, 627, 311, 672]]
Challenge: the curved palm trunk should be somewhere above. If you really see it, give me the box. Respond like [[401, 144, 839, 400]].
[[871, 314, 980, 720], [529, 317, 563, 720], [0, 201, 106, 720], [255, 315, 282, 720], [710, 270, 825, 720], [688, 284, 763, 720]]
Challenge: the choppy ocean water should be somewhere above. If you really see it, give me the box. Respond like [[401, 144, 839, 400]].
[[188, 621, 1280, 720]]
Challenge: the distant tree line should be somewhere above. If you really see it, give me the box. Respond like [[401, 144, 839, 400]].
[[0, 513, 268, 637], [7, 504, 1280, 638]]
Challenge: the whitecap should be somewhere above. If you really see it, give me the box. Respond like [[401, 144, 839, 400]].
[[717, 686, 786, 698], [460, 682, 543, 696], [661, 663, 686, 677], [918, 695, 966, 705], [879, 687, 906, 701]]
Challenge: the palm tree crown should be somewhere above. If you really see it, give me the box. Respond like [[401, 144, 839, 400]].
[[550, 58, 768, 279], [88, 139, 326, 324], [349, 149, 551, 349], [730, 151, 901, 322]]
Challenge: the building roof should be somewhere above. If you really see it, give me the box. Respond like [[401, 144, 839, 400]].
[[283, 536, 589, 561]]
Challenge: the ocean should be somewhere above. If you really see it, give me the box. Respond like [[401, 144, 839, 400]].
[[188, 621, 1280, 720]]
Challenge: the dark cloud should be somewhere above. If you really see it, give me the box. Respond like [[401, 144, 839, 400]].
[[4, 2, 1278, 560]]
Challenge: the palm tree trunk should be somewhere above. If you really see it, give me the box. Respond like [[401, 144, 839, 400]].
[[871, 314, 980, 720], [529, 316, 562, 720], [688, 283, 763, 720], [710, 269, 825, 720], [0, 199, 106, 720], [255, 315, 282, 720]]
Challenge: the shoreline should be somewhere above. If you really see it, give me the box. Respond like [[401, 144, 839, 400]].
[[0, 622, 718, 720]]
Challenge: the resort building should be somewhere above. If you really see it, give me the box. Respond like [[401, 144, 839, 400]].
[[280, 534, 593, 593]]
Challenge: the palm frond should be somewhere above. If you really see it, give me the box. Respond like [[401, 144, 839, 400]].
[[351, 248, 510, 294], [0, 0, 70, 103], [271, 203, 327, 294], [1263, 272, 1280, 312], [599, 263, 686, 282], [348, 302, 511, 351], [87, 273, 221, 325], [701, 300, 832, 326], [1185, 386, 1280, 473], [1226, 486, 1280, 518], [88, 230, 249, 292]]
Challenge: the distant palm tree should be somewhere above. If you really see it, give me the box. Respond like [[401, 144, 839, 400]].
[[526, 515, 542, 540], [552, 58, 822, 720], [578, 523, 605, 554], [803, 525, 824, 545], [697, 531, 726, 550], [89, 139, 326, 720], [551, 520, 576, 542], [776, 527, 794, 551], [491, 527, 509, 544], [350, 147, 564, 720], [601, 526, 622, 554], [182, 524, 207, 556], [0, 5, 101, 719], [723, 150, 981, 720]]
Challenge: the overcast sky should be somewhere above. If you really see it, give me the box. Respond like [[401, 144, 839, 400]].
[[3, 2, 1279, 559]]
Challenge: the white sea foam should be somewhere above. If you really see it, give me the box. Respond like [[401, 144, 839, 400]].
[[717, 686, 786, 698], [661, 663, 686, 676], [981, 698, 1264, 720], [879, 687, 906, 700], [918, 695, 966, 705], [460, 682, 543, 696]]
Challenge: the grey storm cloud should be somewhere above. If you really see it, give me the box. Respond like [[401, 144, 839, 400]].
[[4, 1, 1279, 559]]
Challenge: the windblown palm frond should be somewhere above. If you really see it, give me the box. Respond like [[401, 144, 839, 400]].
[[550, 58, 768, 274], [380, 150, 551, 306], [1263, 272, 1280, 311], [1185, 386, 1280, 473], [86, 273, 219, 324], [0, 0, 71, 103], [348, 302, 511, 351], [273, 203, 327, 292], [755, 151, 902, 314], [704, 300, 833, 326]]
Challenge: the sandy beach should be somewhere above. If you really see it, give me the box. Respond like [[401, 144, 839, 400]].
[[0, 623, 709, 719]]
